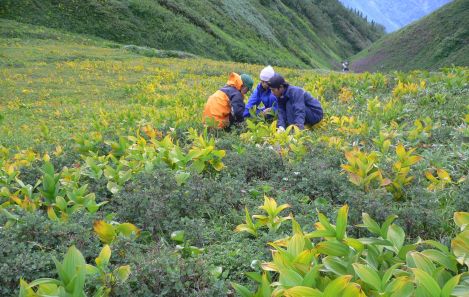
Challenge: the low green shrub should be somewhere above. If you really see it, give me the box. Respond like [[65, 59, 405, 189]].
[[110, 239, 228, 297], [0, 211, 100, 296]]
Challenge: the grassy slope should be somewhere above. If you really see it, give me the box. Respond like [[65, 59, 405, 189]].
[[0, 18, 306, 150], [0, 0, 383, 69], [351, 0, 469, 72], [1, 19, 468, 296]]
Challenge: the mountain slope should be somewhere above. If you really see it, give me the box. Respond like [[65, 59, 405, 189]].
[[351, 0, 468, 72], [0, 0, 384, 69], [338, 0, 452, 32]]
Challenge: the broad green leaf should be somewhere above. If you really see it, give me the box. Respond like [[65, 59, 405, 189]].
[[386, 276, 414, 297], [342, 283, 365, 297], [283, 286, 323, 297], [451, 231, 469, 267], [189, 245, 205, 256], [55, 196, 67, 210], [398, 244, 418, 260], [24, 278, 61, 289], [260, 272, 272, 297], [306, 230, 337, 239], [361, 213, 381, 235], [293, 249, 315, 267], [292, 218, 303, 235], [336, 205, 349, 240], [317, 212, 335, 233], [421, 240, 449, 253], [62, 246, 86, 294], [279, 267, 304, 287], [323, 257, 349, 276], [412, 268, 441, 297], [387, 224, 405, 252], [36, 283, 59, 295], [410, 252, 436, 275], [343, 238, 364, 253], [316, 241, 350, 257], [352, 263, 382, 291], [441, 274, 461, 297], [359, 237, 393, 246], [302, 264, 322, 287], [422, 249, 458, 273], [85, 264, 99, 275], [175, 171, 190, 186], [231, 282, 254, 297], [381, 215, 398, 238], [106, 181, 121, 194], [116, 222, 140, 238], [246, 272, 262, 283], [235, 225, 258, 237], [210, 266, 223, 279], [323, 275, 352, 297], [287, 234, 305, 258]]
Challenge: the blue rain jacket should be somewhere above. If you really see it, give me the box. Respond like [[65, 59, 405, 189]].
[[277, 85, 323, 130], [243, 83, 278, 117]]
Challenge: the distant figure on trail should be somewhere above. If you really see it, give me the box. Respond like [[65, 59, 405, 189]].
[[202, 72, 254, 129], [342, 61, 350, 72], [243, 65, 278, 118], [268, 73, 323, 131]]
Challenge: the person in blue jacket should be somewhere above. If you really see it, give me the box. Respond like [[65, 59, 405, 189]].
[[243, 65, 278, 118], [268, 73, 323, 131]]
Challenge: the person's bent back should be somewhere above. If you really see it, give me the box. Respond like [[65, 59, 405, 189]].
[[268, 73, 323, 130], [202, 72, 253, 129]]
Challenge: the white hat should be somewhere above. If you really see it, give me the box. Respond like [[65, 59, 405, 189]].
[[259, 65, 275, 81]]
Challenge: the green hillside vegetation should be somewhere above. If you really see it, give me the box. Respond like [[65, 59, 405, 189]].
[[0, 0, 384, 69], [352, 0, 469, 72], [1, 19, 469, 296]]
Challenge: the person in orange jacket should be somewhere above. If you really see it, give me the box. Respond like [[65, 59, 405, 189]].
[[203, 72, 254, 128]]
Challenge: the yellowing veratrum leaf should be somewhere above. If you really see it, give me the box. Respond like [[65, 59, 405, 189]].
[[436, 169, 451, 181], [283, 286, 323, 297], [93, 220, 116, 244], [116, 222, 141, 238], [335, 204, 349, 240], [115, 265, 131, 282], [454, 212, 469, 230], [211, 160, 224, 171], [323, 275, 353, 297], [96, 245, 111, 267], [425, 171, 437, 182], [47, 206, 58, 221], [316, 240, 349, 257], [396, 143, 406, 159], [261, 261, 278, 272]]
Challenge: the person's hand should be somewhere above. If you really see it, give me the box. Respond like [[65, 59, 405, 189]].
[[277, 126, 285, 133], [261, 108, 272, 115]]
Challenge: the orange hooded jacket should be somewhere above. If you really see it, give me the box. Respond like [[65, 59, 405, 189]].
[[202, 72, 244, 128]]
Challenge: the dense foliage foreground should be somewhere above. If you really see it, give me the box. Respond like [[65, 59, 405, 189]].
[[1, 20, 468, 296]]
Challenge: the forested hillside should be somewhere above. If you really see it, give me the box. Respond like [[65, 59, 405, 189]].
[[0, 0, 384, 68]]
